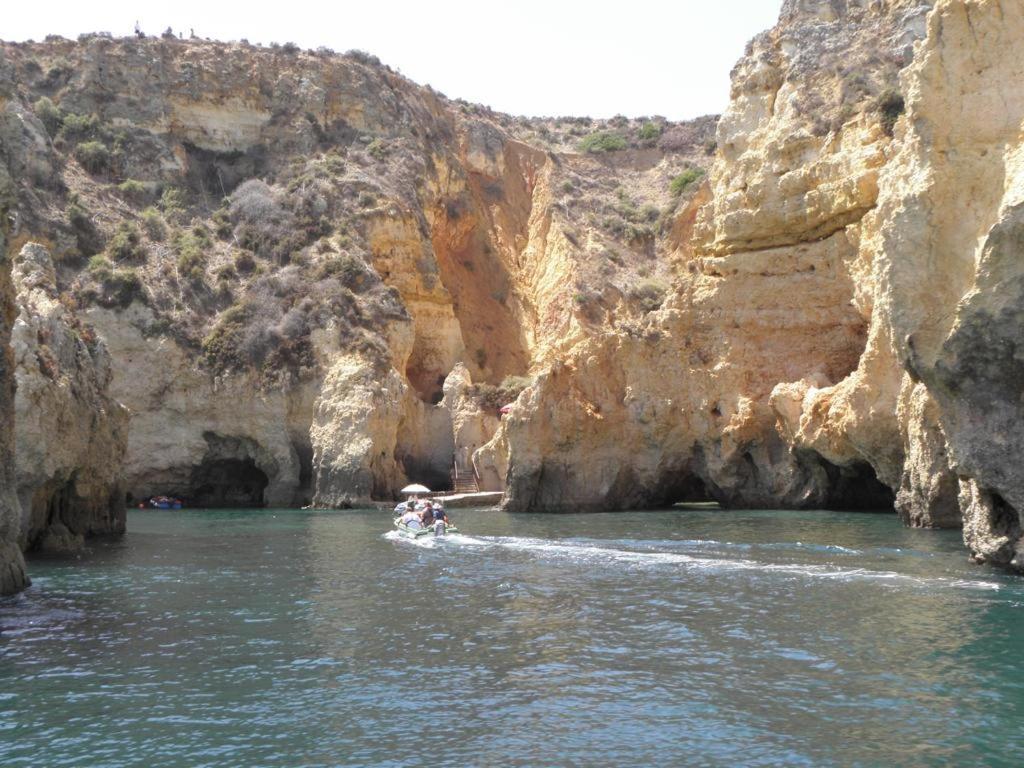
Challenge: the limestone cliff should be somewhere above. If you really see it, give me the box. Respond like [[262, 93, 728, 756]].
[[4, 0, 1024, 579], [869, 0, 1024, 567], [0, 34, 712, 517], [0, 235, 29, 594], [500, 0, 931, 512], [12, 243, 128, 551], [500, 0, 1024, 574]]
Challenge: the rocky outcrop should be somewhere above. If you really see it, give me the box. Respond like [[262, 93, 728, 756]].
[[0, 33, 710, 511], [12, 243, 128, 551], [497, 0, 927, 512], [85, 303, 317, 507], [866, 0, 1024, 564], [0, 234, 29, 594]]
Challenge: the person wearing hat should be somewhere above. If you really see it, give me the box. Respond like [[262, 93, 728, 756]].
[[431, 502, 449, 525]]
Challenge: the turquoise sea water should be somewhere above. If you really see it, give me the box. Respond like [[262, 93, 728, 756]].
[[2, 506, 1024, 767]]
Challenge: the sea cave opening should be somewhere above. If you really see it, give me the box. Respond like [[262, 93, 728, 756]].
[[820, 459, 896, 511], [189, 457, 269, 508]]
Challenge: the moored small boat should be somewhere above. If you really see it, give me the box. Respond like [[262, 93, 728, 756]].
[[148, 496, 183, 510]]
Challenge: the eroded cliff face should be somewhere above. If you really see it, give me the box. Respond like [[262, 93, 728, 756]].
[[0, 34, 713, 517], [501, 0, 1024, 573], [0, 234, 29, 594], [13, 243, 128, 551], [4, 0, 1023, 574], [500, 0, 931, 512], [869, 0, 1024, 566]]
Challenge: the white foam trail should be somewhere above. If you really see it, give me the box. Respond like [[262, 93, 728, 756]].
[[440, 535, 1002, 592], [383, 530, 437, 548]]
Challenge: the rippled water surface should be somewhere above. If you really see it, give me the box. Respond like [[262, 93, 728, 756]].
[[3, 506, 1024, 766]]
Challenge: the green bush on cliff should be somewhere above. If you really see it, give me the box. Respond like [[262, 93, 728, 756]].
[[74, 141, 110, 174], [201, 304, 252, 372], [107, 222, 147, 262], [366, 138, 388, 161], [117, 179, 150, 205], [141, 207, 167, 241], [60, 112, 99, 141], [637, 122, 662, 142], [670, 168, 705, 196], [579, 131, 628, 153], [33, 97, 62, 136], [159, 187, 188, 222], [876, 88, 905, 137], [104, 268, 144, 308], [86, 256, 144, 308], [315, 253, 365, 287], [173, 229, 208, 283], [87, 254, 113, 280]]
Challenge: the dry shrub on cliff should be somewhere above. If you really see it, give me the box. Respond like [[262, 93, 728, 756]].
[[629, 279, 669, 312], [228, 179, 305, 263], [657, 117, 717, 153], [875, 88, 905, 136], [469, 375, 533, 412], [107, 223, 147, 263], [198, 253, 402, 379]]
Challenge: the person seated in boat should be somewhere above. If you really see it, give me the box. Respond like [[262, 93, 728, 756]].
[[400, 507, 422, 530], [431, 502, 449, 525], [394, 501, 408, 515], [418, 502, 434, 527]]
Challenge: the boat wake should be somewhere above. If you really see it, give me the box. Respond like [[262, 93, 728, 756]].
[[391, 532, 1003, 592]]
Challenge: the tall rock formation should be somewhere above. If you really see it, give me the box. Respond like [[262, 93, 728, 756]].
[[0, 234, 29, 594], [500, 0, 932, 512], [869, 0, 1024, 566], [12, 243, 128, 551]]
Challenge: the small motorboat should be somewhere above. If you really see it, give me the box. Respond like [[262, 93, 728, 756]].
[[148, 496, 183, 510], [393, 517, 458, 539]]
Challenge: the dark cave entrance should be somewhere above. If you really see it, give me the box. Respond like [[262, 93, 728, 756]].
[[650, 468, 717, 509], [819, 459, 896, 511], [291, 433, 314, 507], [397, 454, 452, 494], [190, 456, 269, 508]]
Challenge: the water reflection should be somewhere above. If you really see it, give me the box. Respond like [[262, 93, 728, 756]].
[[2, 507, 1023, 766]]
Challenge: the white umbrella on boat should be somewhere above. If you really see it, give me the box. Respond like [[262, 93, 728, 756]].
[[401, 483, 431, 495]]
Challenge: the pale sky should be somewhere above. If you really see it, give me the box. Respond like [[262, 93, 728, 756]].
[[5, 0, 784, 120]]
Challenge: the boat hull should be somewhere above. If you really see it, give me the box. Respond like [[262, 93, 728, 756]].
[[394, 520, 459, 538]]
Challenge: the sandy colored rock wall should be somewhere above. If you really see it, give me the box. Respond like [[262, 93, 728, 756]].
[[865, 0, 1024, 564], [85, 304, 315, 507], [0, 233, 29, 594], [13, 243, 128, 551]]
